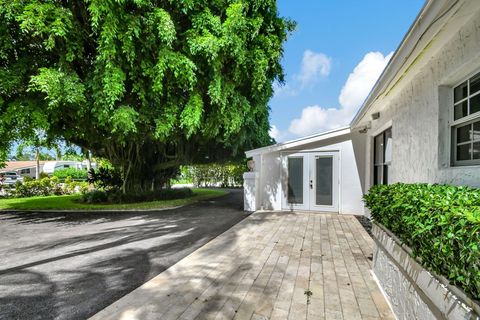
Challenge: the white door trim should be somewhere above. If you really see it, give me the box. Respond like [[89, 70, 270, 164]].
[[281, 151, 340, 212]]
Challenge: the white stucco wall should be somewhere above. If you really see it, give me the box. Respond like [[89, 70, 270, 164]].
[[254, 135, 365, 214], [372, 224, 479, 320], [358, 4, 480, 189]]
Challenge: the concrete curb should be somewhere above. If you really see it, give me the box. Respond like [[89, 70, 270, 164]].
[[0, 190, 232, 214], [0, 205, 186, 214]]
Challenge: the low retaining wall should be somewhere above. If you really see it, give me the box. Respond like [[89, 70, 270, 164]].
[[372, 223, 480, 320]]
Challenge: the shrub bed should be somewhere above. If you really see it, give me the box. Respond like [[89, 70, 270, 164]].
[[80, 188, 194, 204], [53, 168, 88, 180], [364, 183, 480, 300], [173, 163, 245, 188]]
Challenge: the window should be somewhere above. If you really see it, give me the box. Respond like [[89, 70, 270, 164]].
[[20, 168, 31, 174], [373, 127, 392, 185], [451, 72, 480, 166]]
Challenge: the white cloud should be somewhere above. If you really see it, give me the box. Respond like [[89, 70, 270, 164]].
[[269, 125, 280, 140], [288, 105, 351, 136], [296, 50, 332, 86], [339, 51, 393, 109], [288, 51, 393, 137], [273, 50, 331, 98]]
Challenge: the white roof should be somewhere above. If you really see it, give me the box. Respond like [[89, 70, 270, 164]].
[[245, 126, 350, 157]]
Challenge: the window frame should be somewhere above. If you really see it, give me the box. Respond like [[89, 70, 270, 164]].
[[373, 127, 392, 186], [450, 71, 480, 167]]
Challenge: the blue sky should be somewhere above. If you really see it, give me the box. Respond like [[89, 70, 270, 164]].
[[270, 0, 425, 141]]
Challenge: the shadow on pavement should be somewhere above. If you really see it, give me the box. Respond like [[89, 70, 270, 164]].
[[0, 189, 248, 320]]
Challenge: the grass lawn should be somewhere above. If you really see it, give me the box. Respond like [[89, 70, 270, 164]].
[[0, 188, 227, 211]]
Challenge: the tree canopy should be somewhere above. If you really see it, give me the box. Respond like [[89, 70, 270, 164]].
[[0, 0, 294, 191]]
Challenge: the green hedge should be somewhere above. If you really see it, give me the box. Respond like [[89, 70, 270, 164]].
[[52, 168, 88, 180], [81, 188, 193, 204], [13, 176, 88, 197], [364, 183, 480, 300], [173, 164, 245, 188]]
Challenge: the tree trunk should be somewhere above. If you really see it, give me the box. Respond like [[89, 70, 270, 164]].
[[86, 150, 92, 171], [35, 148, 40, 179]]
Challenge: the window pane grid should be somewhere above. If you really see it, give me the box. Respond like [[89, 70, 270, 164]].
[[452, 71, 480, 166], [453, 119, 480, 163], [452, 76, 480, 121]]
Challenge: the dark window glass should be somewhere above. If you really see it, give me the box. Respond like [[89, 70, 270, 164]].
[[374, 134, 384, 165], [315, 157, 333, 206], [473, 122, 480, 141], [473, 142, 480, 160], [287, 158, 303, 204], [470, 94, 480, 115], [470, 73, 480, 96], [457, 144, 471, 161], [454, 101, 468, 120], [374, 166, 383, 186], [454, 81, 468, 102], [373, 128, 392, 185], [457, 124, 471, 143], [383, 165, 389, 185]]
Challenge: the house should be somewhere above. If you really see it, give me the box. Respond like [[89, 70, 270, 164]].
[[244, 127, 365, 214], [244, 0, 480, 214], [42, 160, 94, 175], [0, 161, 47, 178], [1, 160, 95, 178]]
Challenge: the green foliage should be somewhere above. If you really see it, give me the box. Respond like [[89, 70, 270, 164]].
[[12, 176, 87, 198], [39, 171, 49, 179], [87, 167, 122, 190], [364, 183, 480, 300], [81, 188, 193, 204], [52, 168, 88, 180], [176, 163, 245, 188], [0, 0, 293, 192], [14, 177, 62, 197]]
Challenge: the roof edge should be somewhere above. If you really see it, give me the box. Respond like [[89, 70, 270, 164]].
[[245, 126, 350, 157], [350, 0, 450, 127]]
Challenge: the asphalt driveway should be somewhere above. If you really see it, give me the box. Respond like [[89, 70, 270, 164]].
[[0, 189, 247, 320]]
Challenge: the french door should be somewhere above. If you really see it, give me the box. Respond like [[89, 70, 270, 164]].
[[284, 152, 339, 212]]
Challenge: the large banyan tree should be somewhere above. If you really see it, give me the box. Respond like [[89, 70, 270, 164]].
[[0, 0, 294, 192]]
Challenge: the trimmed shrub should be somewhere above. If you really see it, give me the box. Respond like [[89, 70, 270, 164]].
[[12, 176, 87, 198], [14, 177, 62, 197], [53, 168, 88, 180], [174, 163, 245, 188], [364, 183, 480, 300]]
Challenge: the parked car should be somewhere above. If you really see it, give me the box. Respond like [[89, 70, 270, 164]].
[[0, 171, 23, 185]]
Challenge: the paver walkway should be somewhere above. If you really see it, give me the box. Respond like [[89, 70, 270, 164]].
[[91, 212, 394, 320]]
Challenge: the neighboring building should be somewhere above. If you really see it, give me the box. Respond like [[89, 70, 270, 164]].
[[0, 161, 47, 179], [1, 160, 95, 178], [245, 0, 480, 214], [42, 160, 93, 175]]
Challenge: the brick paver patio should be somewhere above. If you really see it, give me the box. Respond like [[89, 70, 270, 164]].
[[91, 212, 394, 320]]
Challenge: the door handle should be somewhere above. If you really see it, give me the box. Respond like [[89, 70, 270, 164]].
[[309, 180, 313, 189]]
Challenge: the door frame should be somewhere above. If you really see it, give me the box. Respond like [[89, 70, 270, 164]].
[[281, 151, 340, 212]]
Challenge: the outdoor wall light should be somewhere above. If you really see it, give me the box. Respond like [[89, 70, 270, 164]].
[[247, 160, 255, 171]]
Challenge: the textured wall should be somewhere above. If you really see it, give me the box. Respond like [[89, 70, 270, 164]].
[[372, 224, 479, 320], [364, 6, 480, 188], [373, 245, 437, 320], [255, 138, 365, 214]]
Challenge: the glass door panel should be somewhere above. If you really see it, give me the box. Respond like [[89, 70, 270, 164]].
[[315, 157, 333, 206], [287, 157, 304, 204]]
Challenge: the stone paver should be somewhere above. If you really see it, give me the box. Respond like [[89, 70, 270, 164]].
[[90, 212, 395, 320]]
